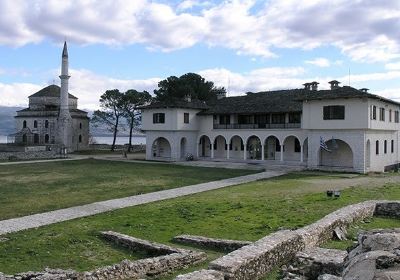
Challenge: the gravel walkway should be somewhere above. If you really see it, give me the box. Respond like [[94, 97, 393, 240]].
[[0, 170, 285, 235]]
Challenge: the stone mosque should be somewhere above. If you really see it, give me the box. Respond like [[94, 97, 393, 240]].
[[12, 42, 89, 152]]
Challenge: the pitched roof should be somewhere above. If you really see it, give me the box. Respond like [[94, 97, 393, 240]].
[[201, 89, 305, 115], [298, 86, 400, 106], [142, 98, 209, 110], [201, 86, 400, 115], [29, 85, 78, 99]]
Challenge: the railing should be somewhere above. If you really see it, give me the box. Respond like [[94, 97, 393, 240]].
[[213, 123, 301, 129]]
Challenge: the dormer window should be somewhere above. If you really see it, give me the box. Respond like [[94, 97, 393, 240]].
[[153, 113, 165, 124]]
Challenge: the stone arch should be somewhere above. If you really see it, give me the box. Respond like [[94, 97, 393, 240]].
[[247, 135, 262, 160], [151, 137, 171, 158], [319, 138, 353, 168], [264, 135, 281, 160], [22, 134, 27, 143], [198, 135, 211, 158], [213, 135, 227, 159], [180, 137, 187, 159], [283, 135, 301, 161], [366, 139, 371, 168], [229, 135, 244, 159]]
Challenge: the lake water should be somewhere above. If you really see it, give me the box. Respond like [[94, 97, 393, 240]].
[[93, 136, 146, 145], [0, 135, 146, 145]]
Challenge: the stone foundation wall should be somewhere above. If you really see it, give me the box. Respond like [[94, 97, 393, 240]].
[[0, 231, 206, 280], [209, 230, 304, 280], [173, 235, 252, 252], [0, 150, 59, 161], [178, 201, 399, 280]]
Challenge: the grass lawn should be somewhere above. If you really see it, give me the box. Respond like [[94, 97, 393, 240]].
[[0, 159, 255, 220], [1, 171, 399, 276]]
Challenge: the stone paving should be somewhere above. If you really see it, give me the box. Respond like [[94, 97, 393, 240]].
[[0, 170, 285, 235]]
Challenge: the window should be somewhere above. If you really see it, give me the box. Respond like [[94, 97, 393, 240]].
[[45, 120, 49, 128], [34, 134, 39, 144], [376, 140, 379, 155], [294, 138, 301, 153], [384, 140, 387, 154], [379, 108, 385, 121], [271, 113, 285, 124], [219, 114, 230, 125], [184, 113, 189, 124], [389, 110, 392, 122], [34, 120, 38, 128], [23, 120, 27, 128], [289, 113, 301, 123], [153, 113, 165, 124], [79, 122, 82, 129], [371, 106, 377, 120], [45, 134, 49, 144], [395, 111, 399, 123], [391, 140, 394, 153], [79, 135, 82, 143], [323, 106, 345, 120]]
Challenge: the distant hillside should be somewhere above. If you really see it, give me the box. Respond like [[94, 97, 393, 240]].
[[0, 106, 141, 137], [0, 106, 22, 135]]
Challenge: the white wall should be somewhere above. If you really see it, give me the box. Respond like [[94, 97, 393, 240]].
[[367, 100, 400, 131], [365, 130, 399, 172], [302, 98, 369, 130], [142, 108, 201, 131]]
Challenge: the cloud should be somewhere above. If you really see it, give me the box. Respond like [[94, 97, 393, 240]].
[[0, 0, 399, 62], [385, 61, 400, 70], [1, 66, 400, 109], [305, 58, 330, 67], [0, 68, 160, 110]]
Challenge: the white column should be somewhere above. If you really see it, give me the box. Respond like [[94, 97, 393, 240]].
[[244, 144, 247, 160], [211, 143, 214, 159], [300, 145, 304, 162], [261, 144, 265, 161], [196, 142, 199, 158], [227, 144, 230, 159], [280, 144, 284, 161]]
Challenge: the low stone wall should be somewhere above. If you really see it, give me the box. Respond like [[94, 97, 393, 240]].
[[178, 200, 399, 280], [89, 144, 145, 152], [295, 200, 377, 247], [101, 231, 179, 256], [374, 201, 400, 218], [209, 230, 304, 280], [1, 231, 206, 280], [173, 234, 252, 252], [175, 269, 224, 280], [0, 150, 59, 161]]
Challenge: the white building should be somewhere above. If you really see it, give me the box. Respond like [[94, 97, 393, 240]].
[[141, 81, 400, 173]]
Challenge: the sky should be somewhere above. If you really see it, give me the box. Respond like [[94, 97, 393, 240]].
[[0, 0, 400, 110]]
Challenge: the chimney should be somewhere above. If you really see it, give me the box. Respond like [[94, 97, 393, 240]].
[[311, 81, 319, 91], [360, 88, 369, 93], [328, 80, 340, 90], [303, 83, 311, 91], [216, 91, 226, 100]]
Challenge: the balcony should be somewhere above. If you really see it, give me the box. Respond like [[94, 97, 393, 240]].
[[213, 123, 301, 129]]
